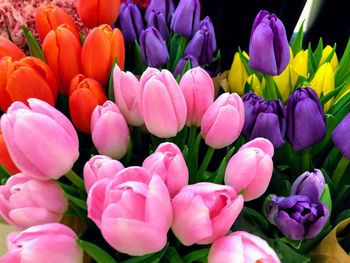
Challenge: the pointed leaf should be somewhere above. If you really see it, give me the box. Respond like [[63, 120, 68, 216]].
[[22, 25, 46, 61], [77, 239, 116, 263]]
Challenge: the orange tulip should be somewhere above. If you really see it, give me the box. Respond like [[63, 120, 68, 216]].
[[0, 56, 58, 112], [0, 36, 26, 61], [77, 0, 120, 28], [35, 5, 80, 42], [81, 24, 125, 86], [69, 74, 107, 133], [43, 25, 82, 95], [0, 130, 20, 175]]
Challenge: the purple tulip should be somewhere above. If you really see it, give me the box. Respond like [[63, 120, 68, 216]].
[[170, 0, 200, 38], [291, 169, 325, 203], [140, 27, 169, 67], [243, 92, 286, 148], [173, 55, 199, 78], [266, 195, 329, 240], [120, 0, 144, 44], [147, 9, 170, 41], [286, 88, 326, 151], [332, 112, 350, 160], [145, 0, 175, 23], [249, 10, 290, 75]]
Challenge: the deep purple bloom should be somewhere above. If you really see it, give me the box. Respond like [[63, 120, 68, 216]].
[[120, 0, 144, 44], [147, 9, 170, 41], [145, 0, 175, 23], [286, 88, 326, 151], [140, 27, 169, 67], [170, 0, 200, 38], [173, 55, 199, 78], [332, 112, 350, 160], [266, 195, 329, 240], [242, 92, 286, 148], [291, 169, 325, 202], [184, 17, 217, 65], [249, 10, 290, 76]]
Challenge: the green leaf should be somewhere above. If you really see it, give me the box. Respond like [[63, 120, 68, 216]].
[[21, 25, 46, 61], [290, 21, 304, 56], [108, 58, 117, 101], [182, 248, 210, 263], [164, 246, 183, 263], [311, 114, 336, 156], [335, 37, 350, 85], [278, 238, 303, 249], [77, 239, 116, 263], [243, 207, 269, 233], [334, 185, 350, 212], [307, 43, 318, 76], [65, 192, 87, 210], [273, 240, 311, 263], [320, 84, 344, 105], [122, 244, 169, 263], [329, 91, 350, 116], [133, 41, 146, 75], [238, 47, 253, 75], [320, 184, 332, 213], [336, 209, 350, 225], [0, 165, 10, 180], [79, 33, 85, 45], [313, 38, 324, 66]]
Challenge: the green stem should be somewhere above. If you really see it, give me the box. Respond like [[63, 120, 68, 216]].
[[302, 148, 311, 172], [189, 133, 202, 184], [332, 156, 350, 189], [266, 75, 278, 100], [198, 147, 215, 179], [125, 139, 133, 166], [65, 170, 85, 191], [187, 126, 197, 153], [183, 248, 210, 263]]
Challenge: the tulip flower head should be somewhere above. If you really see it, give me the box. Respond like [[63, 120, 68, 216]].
[[0, 36, 26, 61], [170, 0, 200, 37], [120, 0, 144, 44], [332, 112, 350, 160]]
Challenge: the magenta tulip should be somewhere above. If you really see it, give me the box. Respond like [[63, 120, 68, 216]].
[[201, 93, 245, 149], [0, 99, 79, 180], [171, 183, 243, 245], [179, 67, 215, 126], [143, 142, 189, 197], [208, 231, 280, 263], [225, 138, 274, 201], [91, 101, 130, 160], [87, 167, 172, 256], [139, 67, 187, 138], [0, 223, 83, 263], [83, 155, 124, 192], [113, 65, 144, 126]]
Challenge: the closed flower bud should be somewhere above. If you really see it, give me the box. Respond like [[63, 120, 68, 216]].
[[291, 169, 325, 202], [226, 52, 249, 95], [201, 93, 244, 149], [145, 0, 174, 22], [247, 73, 265, 97], [0, 36, 25, 61], [170, 0, 200, 37], [320, 45, 338, 71], [286, 88, 326, 151], [173, 55, 199, 78], [147, 9, 170, 41], [249, 10, 290, 75], [332, 112, 350, 160], [120, 0, 144, 44]]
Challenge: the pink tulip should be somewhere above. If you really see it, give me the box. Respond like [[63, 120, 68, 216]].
[[139, 67, 187, 138], [113, 65, 143, 126], [87, 167, 172, 256], [91, 101, 130, 160], [143, 142, 189, 197], [201, 93, 244, 149], [0, 99, 79, 180], [171, 183, 243, 246], [83, 155, 124, 192], [0, 173, 68, 229], [179, 67, 214, 126], [0, 223, 83, 263], [225, 138, 274, 201], [208, 231, 280, 263]]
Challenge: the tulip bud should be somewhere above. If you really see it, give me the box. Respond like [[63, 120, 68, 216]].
[[0, 173, 68, 229], [243, 92, 286, 148], [69, 74, 107, 133], [0, 223, 83, 262], [170, 0, 200, 37], [120, 0, 144, 44], [0, 56, 58, 112], [139, 68, 187, 138], [208, 231, 281, 263], [247, 74, 266, 97], [0, 36, 25, 61], [0, 130, 20, 175], [291, 169, 325, 202], [1, 99, 79, 180], [172, 183, 244, 245], [227, 52, 249, 95], [77, 0, 120, 28], [225, 138, 274, 201], [201, 93, 244, 149], [82, 24, 125, 86], [249, 10, 290, 75], [143, 142, 189, 197], [286, 88, 326, 151], [35, 5, 80, 42], [332, 112, 350, 160], [145, 0, 174, 22], [173, 55, 199, 78], [91, 101, 130, 160], [84, 155, 124, 192], [290, 50, 308, 87], [42, 25, 82, 95], [320, 45, 338, 71], [266, 195, 329, 240], [147, 9, 170, 41], [140, 27, 169, 68], [179, 67, 215, 126]]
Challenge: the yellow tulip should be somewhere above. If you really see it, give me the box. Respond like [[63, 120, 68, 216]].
[[320, 45, 338, 72], [227, 52, 249, 95], [335, 83, 350, 104], [290, 50, 308, 88], [274, 65, 291, 102], [246, 74, 265, 97]]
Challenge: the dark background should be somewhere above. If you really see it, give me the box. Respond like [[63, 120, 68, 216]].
[[200, 0, 350, 70]]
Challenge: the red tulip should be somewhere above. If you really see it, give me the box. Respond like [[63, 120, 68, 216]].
[[0, 36, 26, 61], [0, 130, 20, 175]]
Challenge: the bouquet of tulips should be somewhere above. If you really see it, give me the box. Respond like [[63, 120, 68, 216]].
[[1, 0, 350, 262]]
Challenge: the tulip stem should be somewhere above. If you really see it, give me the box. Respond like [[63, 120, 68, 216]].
[[266, 75, 278, 100], [65, 170, 85, 191], [198, 147, 215, 180], [302, 149, 311, 172], [187, 126, 197, 153], [332, 156, 350, 190]]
